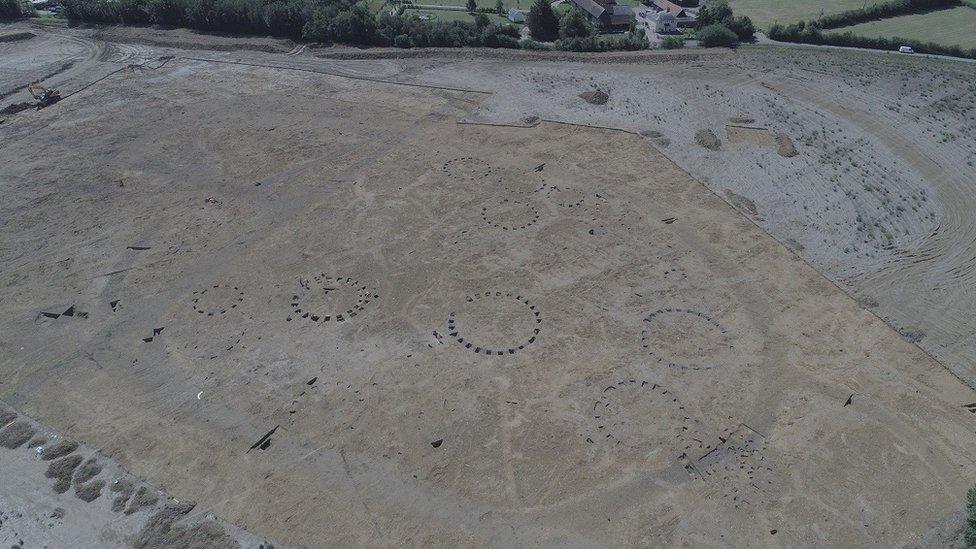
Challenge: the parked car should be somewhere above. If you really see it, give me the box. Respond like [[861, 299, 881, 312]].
[[898, 45, 915, 54]]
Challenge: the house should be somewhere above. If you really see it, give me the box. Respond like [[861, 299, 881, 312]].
[[568, 0, 633, 30], [646, 0, 695, 26], [507, 7, 526, 23], [647, 10, 677, 33]]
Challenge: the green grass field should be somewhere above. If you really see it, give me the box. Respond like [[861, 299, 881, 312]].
[[406, 6, 512, 23], [829, 6, 976, 49], [727, 0, 877, 29], [412, 0, 509, 10]]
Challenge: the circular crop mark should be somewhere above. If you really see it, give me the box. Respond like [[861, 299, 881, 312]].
[[442, 157, 492, 181], [191, 285, 244, 316], [545, 186, 585, 208], [481, 199, 541, 231], [589, 380, 700, 467], [447, 292, 542, 355], [640, 308, 731, 371], [288, 275, 377, 323], [501, 174, 547, 196]]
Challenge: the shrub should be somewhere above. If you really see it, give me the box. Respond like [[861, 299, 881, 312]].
[[966, 485, 976, 548], [726, 15, 754, 41], [527, 0, 558, 41], [660, 35, 684, 49], [263, 0, 306, 38], [393, 32, 413, 47], [697, 23, 738, 47], [559, 7, 593, 39], [520, 37, 550, 49], [329, 2, 375, 43], [0, 0, 26, 19], [147, 0, 186, 25], [694, 0, 732, 29]]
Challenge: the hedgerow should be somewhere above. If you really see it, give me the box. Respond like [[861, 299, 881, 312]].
[[58, 0, 651, 51]]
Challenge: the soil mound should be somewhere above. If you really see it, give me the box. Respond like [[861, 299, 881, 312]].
[[579, 90, 609, 105], [775, 133, 798, 157], [695, 129, 721, 151], [0, 421, 34, 448]]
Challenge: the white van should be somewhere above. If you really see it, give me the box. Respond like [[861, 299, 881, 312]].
[[899, 45, 915, 54]]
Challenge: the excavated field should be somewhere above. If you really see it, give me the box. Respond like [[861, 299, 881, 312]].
[[2, 23, 976, 548]]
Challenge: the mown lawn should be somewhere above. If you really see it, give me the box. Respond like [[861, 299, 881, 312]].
[[829, 6, 976, 49], [412, 0, 512, 10], [407, 6, 513, 23], [727, 0, 875, 29]]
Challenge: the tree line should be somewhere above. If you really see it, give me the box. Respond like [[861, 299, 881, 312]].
[[766, 0, 975, 59], [43, 0, 650, 51]]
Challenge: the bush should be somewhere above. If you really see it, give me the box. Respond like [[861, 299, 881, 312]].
[[697, 23, 738, 47], [767, 21, 976, 58], [329, 2, 376, 44], [726, 15, 754, 41], [393, 33, 413, 47], [147, 0, 186, 25], [966, 485, 976, 548], [0, 0, 26, 19], [527, 0, 558, 41], [520, 37, 551, 49], [816, 0, 959, 29], [263, 0, 306, 38], [559, 7, 593, 39], [660, 35, 684, 49]]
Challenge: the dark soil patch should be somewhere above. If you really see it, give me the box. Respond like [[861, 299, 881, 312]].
[[695, 129, 722, 151], [579, 90, 609, 105], [0, 421, 35, 449], [27, 436, 47, 448], [729, 116, 755, 124], [775, 133, 798, 157], [640, 130, 663, 138], [75, 479, 106, 502], [725, 189, 758, 217], [0, 102, 33, 116], [74, 457, 102, 485], [46, 455, 83, 494], [0, 32, 36, 43], [111, 479, 136, 512], [42, 439, 79, 460], [0, 410, 15, 428], [129, 502, 240, 549], [126, 486, 159, 515]]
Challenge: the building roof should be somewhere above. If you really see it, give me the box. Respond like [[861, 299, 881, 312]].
[[648, 10, 675, 21], [650, 0, 688, 17], [610, 3, 633, 25], [571, 0, 608, 20]]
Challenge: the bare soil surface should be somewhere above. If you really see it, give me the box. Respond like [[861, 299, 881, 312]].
[[2, 21, 976, 548]]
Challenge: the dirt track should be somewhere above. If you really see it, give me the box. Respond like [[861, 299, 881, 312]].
[[1, 22, 976, 548]]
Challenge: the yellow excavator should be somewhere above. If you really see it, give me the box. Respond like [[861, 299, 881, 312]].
[[27, 83, 61, 110]]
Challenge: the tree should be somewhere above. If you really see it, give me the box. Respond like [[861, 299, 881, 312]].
[[558, 7, 593, 39], [694, 0, 732, 29], [966, 485, 976, 548], [495, 0, 503, 14], [473, 11, 490, 27], [527, 0, 558, 41], [660, 35, 684, 49], [697, 23, 738, 47], [466, 0, 476, 12], [725, 14, 754, 41]]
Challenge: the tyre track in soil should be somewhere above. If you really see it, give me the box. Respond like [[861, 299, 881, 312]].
[[760, 73, 976, 388]]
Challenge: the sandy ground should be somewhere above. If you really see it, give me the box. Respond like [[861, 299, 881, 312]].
[[405, 49, 976, 389], [1, 22, 976, 548]]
